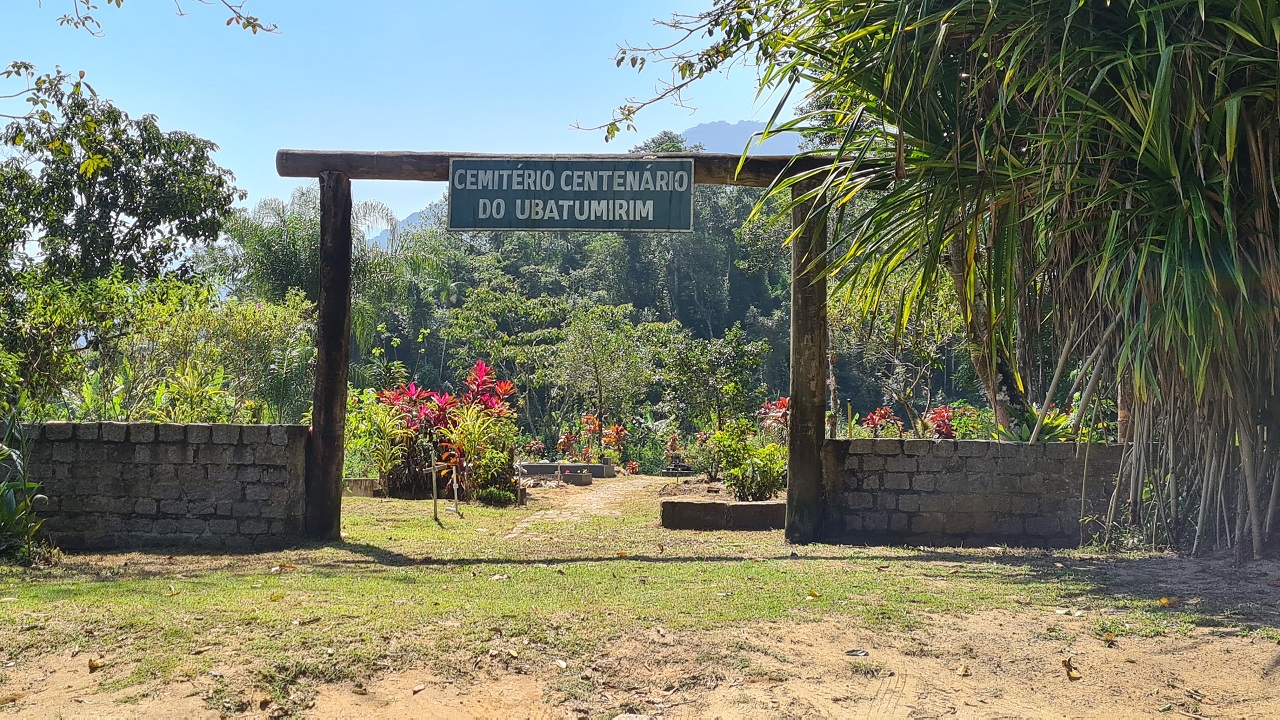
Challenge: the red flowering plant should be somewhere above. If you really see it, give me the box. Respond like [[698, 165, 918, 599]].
[[523, 439, 546, 460], [556, 430, 579, 459], [861, 406, 904, 438], [664, 433, 687, 468], [377, 360, 520, 500], [600, 423, 628, 465], [602, 424, 627, 448], [924, 405, 955, 439], [757, 396, 790, 441]]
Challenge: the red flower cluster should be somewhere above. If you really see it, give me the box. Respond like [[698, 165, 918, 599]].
[[861, 407, 904, 437], [377, 360, 516, 433], [460, 359, 515, 417], [602, 424, 628, 448], [557, 431, 578, 454], [758, 397, 790, 430], [377, 382, 457, 432], [924, 405, 955, 439]]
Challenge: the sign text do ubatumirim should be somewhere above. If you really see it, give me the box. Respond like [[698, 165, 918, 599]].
[[447, 158, 694, 232]]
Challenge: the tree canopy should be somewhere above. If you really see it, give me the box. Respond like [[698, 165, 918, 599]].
[[0, 89, 242, 281]]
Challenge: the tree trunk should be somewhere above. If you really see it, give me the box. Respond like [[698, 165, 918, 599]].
[[786, 179, 827, 543], [943, 235, 1030, 429]]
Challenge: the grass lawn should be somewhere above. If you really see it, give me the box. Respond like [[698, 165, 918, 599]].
[[2, 476, 1279, 718]]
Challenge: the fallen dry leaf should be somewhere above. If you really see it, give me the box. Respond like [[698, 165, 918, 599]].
[[351, 685, 368, 696], [507, 648, 519, 658], [412, 683, 426, 694], [1102, 633, 1117, 647], [269, 592, 285, 602], [807, 590, 822, 599], [191, 646, 214, 656], [1158, 596, 1181, 607], [956, 664, 971, 677], [616, 551, 629, 557], [88, 657, 106, 672], [555, 659, 568, 669], [489, 574, 509, 581]]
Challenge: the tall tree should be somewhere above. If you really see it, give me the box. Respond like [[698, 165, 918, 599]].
[[0, 90, 243, 281], [552, 304, 652, 426]]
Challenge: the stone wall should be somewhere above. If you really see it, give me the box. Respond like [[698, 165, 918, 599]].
[[821, 439, 1122, 548], [25, 422, 309, 550]]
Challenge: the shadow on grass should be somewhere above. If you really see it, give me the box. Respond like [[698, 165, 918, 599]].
[[32, 542, 1280, 631]]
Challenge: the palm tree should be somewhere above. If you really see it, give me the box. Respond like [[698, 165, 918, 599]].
[[641, 0, 1280, 557]]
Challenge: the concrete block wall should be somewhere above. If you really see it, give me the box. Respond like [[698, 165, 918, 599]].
[[822, 439, 1122, 548], [24, 422, 309, 550]]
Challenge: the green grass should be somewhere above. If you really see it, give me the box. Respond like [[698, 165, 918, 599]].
[[1, 480, 1275, 710]]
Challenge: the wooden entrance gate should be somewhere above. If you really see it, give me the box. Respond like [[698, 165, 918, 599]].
[[276, 150, 828, 543]]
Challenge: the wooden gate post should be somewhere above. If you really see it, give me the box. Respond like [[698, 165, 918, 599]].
[[305, 170, 353, 539], [786, 179, 827, 544]]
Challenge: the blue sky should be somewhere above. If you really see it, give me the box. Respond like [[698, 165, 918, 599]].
[[2, 1, 774, 219]]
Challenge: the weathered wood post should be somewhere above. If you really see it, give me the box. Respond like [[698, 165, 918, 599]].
[[786, 178, 827, 544], [305, 170, 353, 539], [274, 150, 840, 541]]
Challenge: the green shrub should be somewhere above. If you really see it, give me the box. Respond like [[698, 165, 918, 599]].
[[950, 402, 996, 440], [725, 442, 787, 501], [474, 487, 517, 507], [344, 388, 411, 482], [689, 419, 754, 482], [1, 400, 49, 563]]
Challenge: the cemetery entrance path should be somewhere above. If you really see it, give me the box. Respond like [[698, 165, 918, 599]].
[[2, 477, 1279, 718]]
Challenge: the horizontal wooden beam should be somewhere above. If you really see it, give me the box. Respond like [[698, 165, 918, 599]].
[[276, 150, 825, 188]]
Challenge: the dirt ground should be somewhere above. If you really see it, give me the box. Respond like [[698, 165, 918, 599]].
[[4, 475, 1280, 719], [8, 609, 1277, 719]]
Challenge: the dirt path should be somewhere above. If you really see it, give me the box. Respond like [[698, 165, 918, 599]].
[[504, 476, 661, 540], [311, 611, 1280, 719]]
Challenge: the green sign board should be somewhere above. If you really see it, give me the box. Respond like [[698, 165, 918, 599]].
[[447, 158, 694, 232]]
